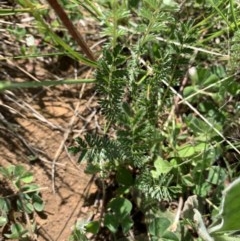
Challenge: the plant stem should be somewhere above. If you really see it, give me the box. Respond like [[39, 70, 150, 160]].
[[45, 0, 96, 61], [0, 79, 95, 91]]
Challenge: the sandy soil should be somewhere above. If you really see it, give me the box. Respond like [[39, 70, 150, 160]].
[[0, 77, 101, 240], [0, 25, 101, 241]]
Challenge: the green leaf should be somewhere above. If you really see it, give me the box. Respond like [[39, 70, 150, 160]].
[[209, 177, 240, 234], [20, 172, 33, 183], [149, 217, 179, 240], [25, 202, 34, 213], [33, 194, 44, 212], [4, 223, 27, 239], [108, 197, 132, 218], [0, 216, 7, 226], [104, 213, 118, 233], [182, 174, 194, 187], [177, 144, 195, 158], [16, 166, 33, 183], [213, 234, 240, 241], [183, 85, 199, 99], [22, 183, 39, 192], [207, 166, 226, 185], [17, 199, 34, 213], [85, 221, 100, 234], [70, 229, 88, 241], [149, 217, 170, 237], [0, 166, 12, 178], [177, 142, 206, 158], [151, 157, 173, 179], [194, 182, 211, 197], [121, 216, 134, 234], [203, 74, 218, 86], [33, 201, 44, 212], [105, 198, 133, 234], [116, 166, 134, 187], [14, 165, 26, 176], [0, 198, 11, 212]]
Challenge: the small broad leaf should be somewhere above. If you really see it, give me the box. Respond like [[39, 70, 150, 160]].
[[149, 217, 179, 240], [207, 166, 226, 185], [108, 197, 132, 218], [22, 183, 39, 193], [149, 217, 170, 237], [209, 177, 240, 234], [183, 85, 199, 98], [85, 221, 100, 234], [33, 194, 44, 212], [0, 166, 12, 178], [121, 216, 134, 234], [151, 157, 173, 179], [203, 74, 218, 86], [0, 216, 7, 226], [105, 198, 133, 233], [14, 165, 26, 177], [17, 199, 34, 214], [162, 231, 179, 240], [116, 166, 133, 187], [20, 172, 33, 183], [0, 198, 11, 212], [177, 144, 195, 158], [4, 223, 27, 239], [182, 174, 194, 187], [104, 213, 118, 233], [177, 142, 205, 158], [13, 165, 33, 183], [25, 202, 34, 213]]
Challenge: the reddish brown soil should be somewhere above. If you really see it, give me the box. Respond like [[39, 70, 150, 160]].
[[0, 14, 102, 241], [0, 77, 101, 240], [0, 1, 104, 239]]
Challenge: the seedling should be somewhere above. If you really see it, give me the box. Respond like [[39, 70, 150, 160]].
[[0, 165, 44, 240]]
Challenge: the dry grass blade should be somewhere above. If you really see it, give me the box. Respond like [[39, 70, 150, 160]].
[[160, 77, 240, 157], [3, 91, 64, 131], [51, 99, 80, 193], [45, 0, 96, 61]]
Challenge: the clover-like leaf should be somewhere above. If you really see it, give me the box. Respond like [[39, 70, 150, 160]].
[[151, 157, 173, 179], [149, 217, 179, 240]]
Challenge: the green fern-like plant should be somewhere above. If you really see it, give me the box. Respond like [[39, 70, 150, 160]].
[[69, 2, 185, 237], [69, 0, 240, 240]]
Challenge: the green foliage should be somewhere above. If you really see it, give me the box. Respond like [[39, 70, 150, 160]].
[[0, 165, 44, 240], [194, 177, 240, 241], [69, 218, 100, 241], [104, 197, 133, 234], [69, 0, 240, 239], [2, 0, 240, 239], [149, 217, 179, 241]]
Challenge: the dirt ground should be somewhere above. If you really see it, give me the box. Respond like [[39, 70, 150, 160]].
[[0, 69, 101, 241], [0, 75, 102, 241], [0, 4, 102, 240]]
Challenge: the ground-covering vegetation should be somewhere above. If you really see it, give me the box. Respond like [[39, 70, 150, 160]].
[[0, 165, 44, 240], [1, 0, 240, 240]]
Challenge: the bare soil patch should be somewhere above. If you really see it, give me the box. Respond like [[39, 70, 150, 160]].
[[0, 2, 104, 240], [0, 78, 100, 241], [0, 34, 101, 241]]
